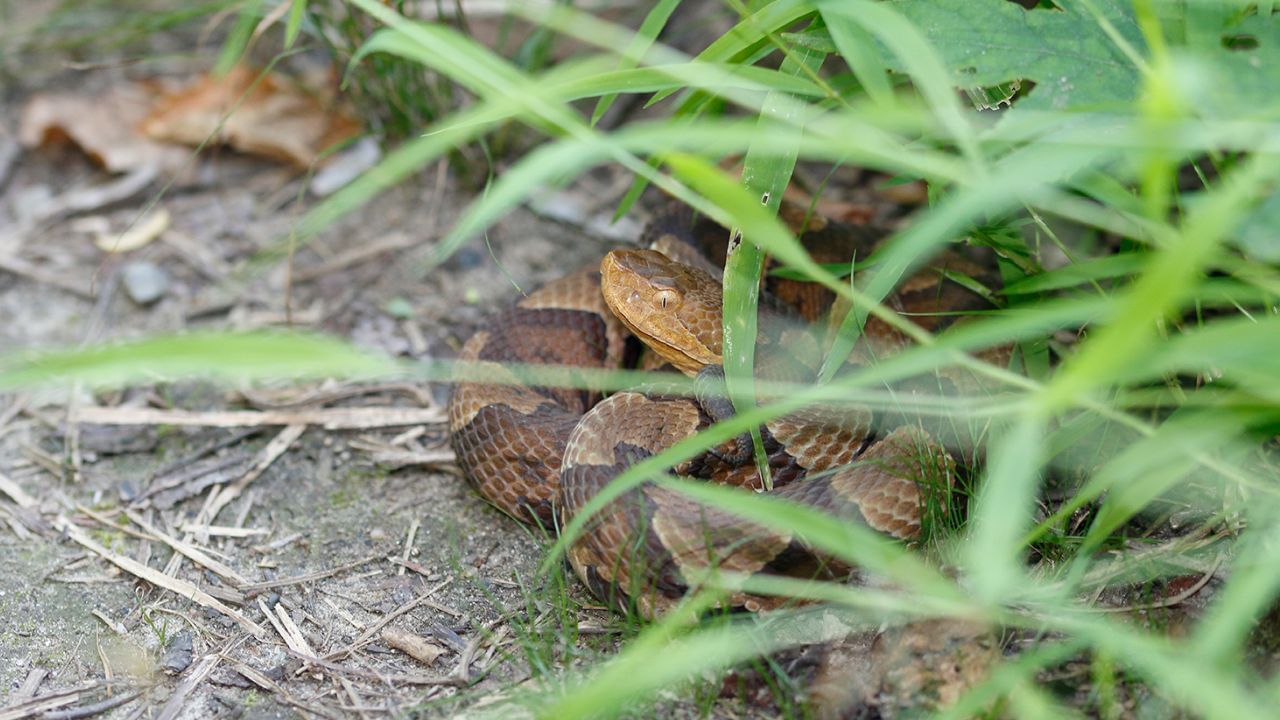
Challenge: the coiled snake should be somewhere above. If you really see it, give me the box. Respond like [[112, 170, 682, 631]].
[[448, 207, 999, 616]]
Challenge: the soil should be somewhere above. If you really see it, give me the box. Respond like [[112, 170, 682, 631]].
[[0, 57, 653, 717]]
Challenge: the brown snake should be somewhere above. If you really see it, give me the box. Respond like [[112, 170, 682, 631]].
[[448, 208, 1000, 616]]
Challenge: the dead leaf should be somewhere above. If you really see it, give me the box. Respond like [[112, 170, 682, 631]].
[[141, 65, 362, 167], [19, 84, 190, 175]]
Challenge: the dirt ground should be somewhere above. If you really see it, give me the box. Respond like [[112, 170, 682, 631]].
[[0, 58, 677, 717]]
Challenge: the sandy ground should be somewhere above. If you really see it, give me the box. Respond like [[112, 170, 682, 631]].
[[0, 65, 666, 714]]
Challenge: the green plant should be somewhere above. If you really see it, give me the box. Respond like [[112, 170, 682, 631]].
[[7, 0, 1280, 717]]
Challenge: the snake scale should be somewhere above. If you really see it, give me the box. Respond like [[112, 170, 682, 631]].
[[448, 206, 1000, 616]]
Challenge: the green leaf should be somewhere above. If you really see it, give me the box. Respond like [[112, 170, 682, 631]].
[[1230, 189, 1280, 262], [964, 412, 1045, 603], [590, 0, 681, 125], [877, 0, 1146, 114], [213, 0, 262, 75], [0, 332, 396, 390], [284, 0, 306, 48], [1000, 253, 1143, 296]]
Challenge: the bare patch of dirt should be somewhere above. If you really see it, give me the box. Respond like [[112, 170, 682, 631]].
[[0, 57, 650, 716]]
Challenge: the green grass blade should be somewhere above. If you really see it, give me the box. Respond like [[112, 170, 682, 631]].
[[0, 331, 396, 390], [589, 0, 680, 125], [283, 0, 306, 47], [722, 34, 825, 486], [964, 411, 1046, 603]]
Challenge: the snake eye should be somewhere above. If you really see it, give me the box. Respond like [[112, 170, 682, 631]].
[[655, 289, 680, 310]]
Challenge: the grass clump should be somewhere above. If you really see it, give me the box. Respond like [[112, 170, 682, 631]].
[[6, 0, 1280, 718]]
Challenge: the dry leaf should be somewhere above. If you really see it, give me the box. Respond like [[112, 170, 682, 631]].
[[19, 84, 189, 175], [141, 65, 361, 167]]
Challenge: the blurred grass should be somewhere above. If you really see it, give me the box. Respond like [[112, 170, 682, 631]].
[[7, 0, 1280, 717]]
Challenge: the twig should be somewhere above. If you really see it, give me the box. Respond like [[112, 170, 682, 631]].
[[149, 427, 262, 480], [123, 509, 251, 586], [239, 553, 382, 593], [292, 232, 417, 282], [177, 524, 268, 538], [223, 659, 342, 720], [398, 519, 421, 575], [0, 681, 128, 720], [42, 690, 141, 720], [154, 652, 224, 720], [276, 647, 467, 687], [54, 516, 266, 638], [203, 424, 305, 524], [1088, 555, 1224, 613], [323, 578, 453, 661], [0, 255, 94, 298], [71, 406, 445, 429], [0, 470, 37, 508]]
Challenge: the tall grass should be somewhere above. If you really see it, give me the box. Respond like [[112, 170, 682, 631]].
[[6, 0, 1280, 717]]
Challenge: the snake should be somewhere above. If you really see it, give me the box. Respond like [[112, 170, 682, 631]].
[[448, 206, 999, 617]]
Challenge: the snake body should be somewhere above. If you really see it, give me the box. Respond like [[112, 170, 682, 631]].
[[449, 208, 997, 615]]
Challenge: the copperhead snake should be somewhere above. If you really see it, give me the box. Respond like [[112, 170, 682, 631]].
[[448, 206, 1000, 616]]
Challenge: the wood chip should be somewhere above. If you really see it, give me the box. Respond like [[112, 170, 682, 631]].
[[381, 627, 446, 666], [10, 668, 48, 703], [94, 207, 170, 253], [0, 470, 36, 508], [54, 516, 266, 638], [71, 406, 444, 429]]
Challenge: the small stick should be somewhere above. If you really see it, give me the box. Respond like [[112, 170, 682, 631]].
[[54, 516, 266, 638], [41, 690, 141, 720], [203, 424, 305, 524], [177, 524, 268, 538], [398, 519, 420, 575], [323, 578, 453, 661], [0, 470, 37, 508], [239, 553, 381, 593], [124, 509, 251, 586]]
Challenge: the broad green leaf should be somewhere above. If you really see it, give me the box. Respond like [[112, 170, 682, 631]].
[[876, 0, 1146, 115]]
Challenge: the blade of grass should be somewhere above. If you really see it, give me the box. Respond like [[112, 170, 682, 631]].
[[0, 331, 395, 390], [723, 33, 826, 488], [589, 0, 680, 125], [965, 411, 1046, 603]]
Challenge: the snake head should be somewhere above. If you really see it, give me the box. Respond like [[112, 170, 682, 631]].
[[600, 249, 723, 376]]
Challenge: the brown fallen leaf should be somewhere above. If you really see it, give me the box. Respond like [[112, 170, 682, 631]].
[[381, 627, 447, 667], [141, 65, 362, 167], [19, 84, 190, 175]]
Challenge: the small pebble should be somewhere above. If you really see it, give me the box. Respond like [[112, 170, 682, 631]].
[[121, 260, 169, 305], [159, 631, 194, 675]]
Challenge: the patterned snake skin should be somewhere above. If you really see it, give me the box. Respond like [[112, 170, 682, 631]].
[[449, 207, 999, 616]]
